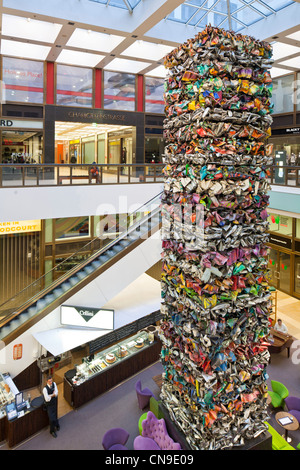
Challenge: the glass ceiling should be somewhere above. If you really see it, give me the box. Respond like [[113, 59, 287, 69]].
[[165, 0, 295, 32], [89, 0, 295, 31], [89, 0, 142, 12]]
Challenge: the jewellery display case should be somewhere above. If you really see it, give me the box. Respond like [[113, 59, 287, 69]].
[[0, 373, 16, 419], [63, 330, 161, 409]]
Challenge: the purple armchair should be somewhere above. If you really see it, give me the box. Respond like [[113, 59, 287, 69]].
[[285, 396, 300, 422], [102, 427, 129, 450], [135, 380, 155, 410], [134, 411, 181, 450]]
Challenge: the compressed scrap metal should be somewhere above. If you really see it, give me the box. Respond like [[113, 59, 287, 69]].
[[159, 25, 273, 450]]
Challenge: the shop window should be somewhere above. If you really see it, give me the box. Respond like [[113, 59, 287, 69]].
[[268, 212, 293, 237], [295, 255, 300, 295], [297, 73, 300, 111], [296, 219, 300, 239], [145, 77, 164, 114], [55, 217, 90, 240], [145, 136, 164, 163], [81, 138, 95, 164], [2, 130, 43, 163], [56, 65, 93, 107], [103, 71, 135, 111], [2, 56, 44, 104], [269, 136, 300, 165], [272, 74, 294, 114]]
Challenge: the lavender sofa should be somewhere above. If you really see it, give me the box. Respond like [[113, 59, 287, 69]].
[[285, 396, 300, 422], [134, 411, 181, 450]]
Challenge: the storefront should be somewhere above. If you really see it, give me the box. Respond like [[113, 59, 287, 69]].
[[267, 209, 300, 299], [0, 118, 43, 164], [45, 105, 145, 165]]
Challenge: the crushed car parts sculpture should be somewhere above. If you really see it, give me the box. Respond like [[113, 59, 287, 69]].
[[159, 25, 273, 450]]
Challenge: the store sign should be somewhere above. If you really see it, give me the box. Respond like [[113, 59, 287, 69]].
[[67, 111, 126, 122], [0, 118, 43, 129], [13, 344, 23, 360], [269, 234, 292, 249], [0, 220, 41, 235], [61, 305, 114, 330]]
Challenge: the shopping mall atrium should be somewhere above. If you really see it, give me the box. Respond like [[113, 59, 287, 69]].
[[0, 0, 300, 453]]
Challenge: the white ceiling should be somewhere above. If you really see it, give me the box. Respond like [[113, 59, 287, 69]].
[[0, 0, 300, 78]]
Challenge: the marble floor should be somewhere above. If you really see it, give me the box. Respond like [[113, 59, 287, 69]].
[[275, 290, 300, 340]]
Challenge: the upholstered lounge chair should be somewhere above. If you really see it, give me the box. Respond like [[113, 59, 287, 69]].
[[268, 380, 289, 408], [265, 422, 295, 450], [285, 396, 300, 422], [135, 380, 155, 410], [102, 427, 129, 450], [134, 411, 181, 450]]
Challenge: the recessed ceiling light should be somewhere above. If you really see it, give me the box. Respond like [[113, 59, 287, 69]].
[[0, 39, 51, 60], [286, 31, 300, 41], [66, 28, 125, 53], [270, 66, 293, 77], [104, 58, 151, 73], [121, 40, 173, 61], [56, 49, 105, 67], [272, 42, 300, 61], [2, 14, 62, 43], [145, 65, 167, 78], [277, 56, 300, 68]]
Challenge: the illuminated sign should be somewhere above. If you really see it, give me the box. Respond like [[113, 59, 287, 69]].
[[61, 305, 114, 330], [0, 220, 41, 235]]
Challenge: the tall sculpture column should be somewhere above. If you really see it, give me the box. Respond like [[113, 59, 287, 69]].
[[159, 26, 273, 450]]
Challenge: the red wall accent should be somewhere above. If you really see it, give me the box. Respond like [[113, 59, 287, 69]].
[[137, 74, 144, 112], [95, 68, 102, 109], [46, 62, 54, 105]]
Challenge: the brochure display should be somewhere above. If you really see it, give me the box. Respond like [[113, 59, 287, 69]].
[[160, 25, 273, 450]]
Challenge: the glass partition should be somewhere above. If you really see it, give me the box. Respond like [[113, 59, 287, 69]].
[[2, 56, 44, 104], [145, 77, 165, 113], [272, 74, 294, 114], [2, 130, 43, 164], [56, 64, 93, 107], [103, 71, 135, 111], [268, 212, 293, 237]]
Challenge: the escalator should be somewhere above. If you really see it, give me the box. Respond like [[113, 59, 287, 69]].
[[0, 193, 162, 344]]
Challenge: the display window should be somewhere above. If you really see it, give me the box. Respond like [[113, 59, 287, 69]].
[[145, 77, 164, 114], [2, 56, 44, 104], [269, 135, 300, 166], [296, 219, 300, 239], [103, 71, 135, 111], [295, 255, 300, 295], [145, 136, 164, 163], [55, 217, 90, 240], [2, 130, 43, 163], [268, 212, 293, 237], [56, 64, 93, 107], [272, 74, 294, 114]]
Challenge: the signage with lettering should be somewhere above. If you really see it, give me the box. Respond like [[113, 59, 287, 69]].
[[0, 220, 41, 235], [268, 234, 292, 249], [61, 305, 114, 330], [0, 118, 43, 129]]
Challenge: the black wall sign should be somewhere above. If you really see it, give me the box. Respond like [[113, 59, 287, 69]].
[[88, 310, 162, 354], [268, 234, 292, 249], [272, 127, 300, 136]]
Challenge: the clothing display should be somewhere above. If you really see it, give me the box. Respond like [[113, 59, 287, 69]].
[[159, 25, 274, 450]]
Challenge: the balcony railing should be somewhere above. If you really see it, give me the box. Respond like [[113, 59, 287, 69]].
[[0, 163, 300, 188], [0, 163, 164, 187]]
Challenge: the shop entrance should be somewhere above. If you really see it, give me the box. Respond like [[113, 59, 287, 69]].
[[54, 122, 134, 167], [268, 247, 291, 294]]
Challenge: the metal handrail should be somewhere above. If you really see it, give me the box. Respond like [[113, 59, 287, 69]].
[[0, 192, 162, 329], [0, 163, 164, 187], [0, 163, 300, 188]]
